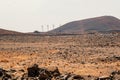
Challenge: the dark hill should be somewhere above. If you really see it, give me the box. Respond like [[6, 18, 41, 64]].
[[48, 16, 120, 34]]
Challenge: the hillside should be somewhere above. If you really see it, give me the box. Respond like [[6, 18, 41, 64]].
[[48, 16, 120, 34], [0, 28, 22, 35]]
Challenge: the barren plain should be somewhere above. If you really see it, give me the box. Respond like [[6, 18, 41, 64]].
[[0, 33, 120, 79]]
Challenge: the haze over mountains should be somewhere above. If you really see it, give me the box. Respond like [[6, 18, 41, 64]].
[[0, 16, 120, 35], [49, 16, 120, 34]]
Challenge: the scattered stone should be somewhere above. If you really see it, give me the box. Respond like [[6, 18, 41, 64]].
[[113, 56, 120, 60], [56, 73, 71, 80], [96, 76, 112, 80], [46, 66, 61, 77], [21, 73, 28, 80], [1, 64, 120, 80], [19, 69, 25, 73], [113, 74, 120, 80], [9, 69, 17, 73], [55, 73, 84, 80], [2, 73, 12, 80], [110, 70, 120, 80], [68, 74, 85, 80]]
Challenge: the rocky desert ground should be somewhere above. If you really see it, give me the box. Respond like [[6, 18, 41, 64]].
[[0, 33, 120, 80]]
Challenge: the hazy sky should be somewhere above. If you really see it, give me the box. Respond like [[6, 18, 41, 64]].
[[0, 0, 120, 32]]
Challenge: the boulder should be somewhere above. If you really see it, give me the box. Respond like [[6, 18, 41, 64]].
[[0, 68, 4, 77], [38, 68, 52, 80], [26, 64, 53, 80], [27, 64, 40, 77]]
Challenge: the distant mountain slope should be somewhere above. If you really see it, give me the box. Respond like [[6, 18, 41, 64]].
[[49, 16, 120, 34], [0, 28, 22, 35]]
